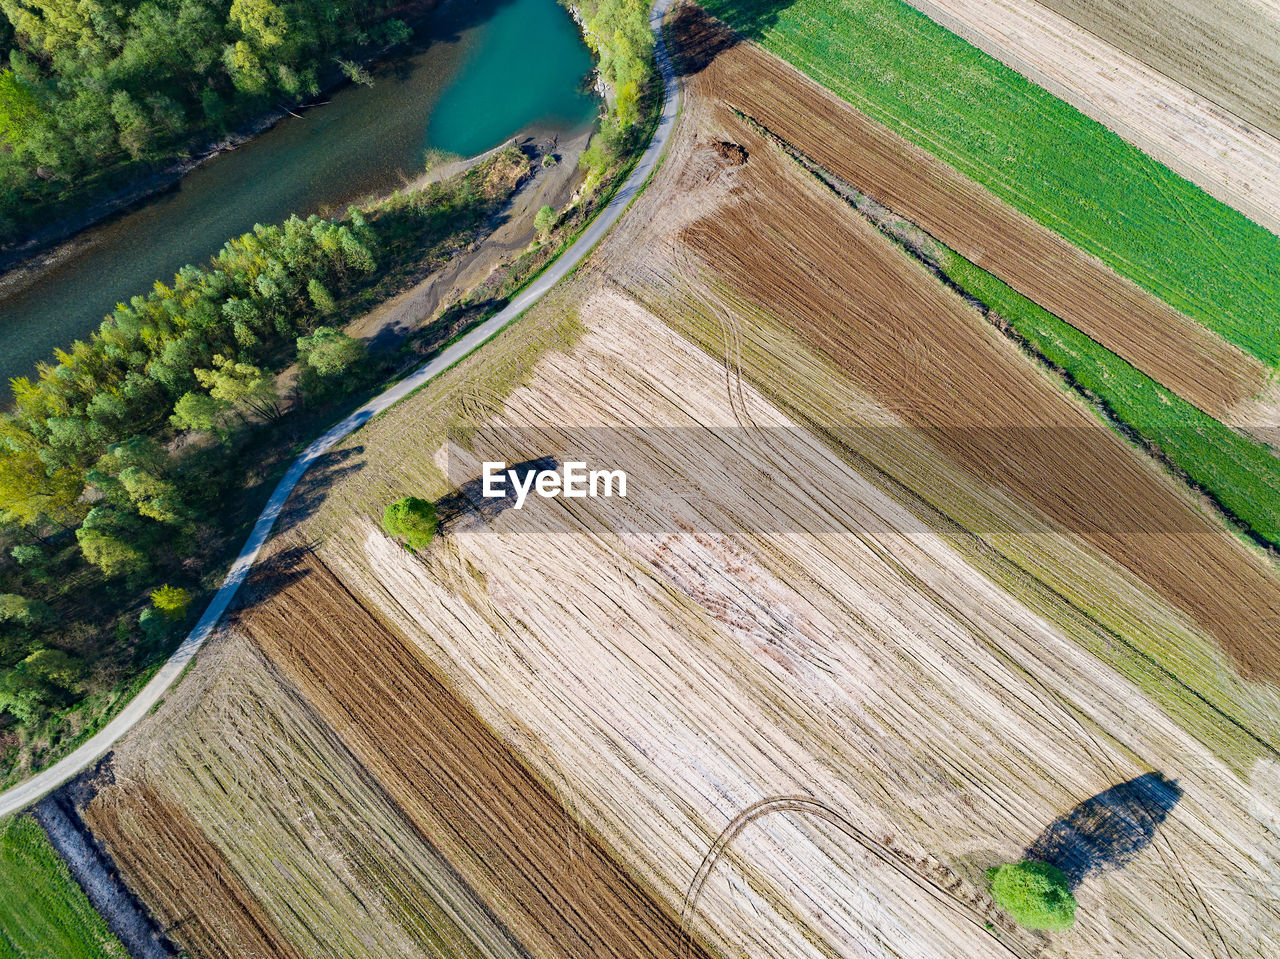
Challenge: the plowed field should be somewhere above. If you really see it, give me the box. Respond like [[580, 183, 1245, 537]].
[[1037, 0, 1280, 140], [902, 0, 1280, 235], [679, 6, 1268, 412], [666, 6, 1280, 683], [234, 552, 708, 959]]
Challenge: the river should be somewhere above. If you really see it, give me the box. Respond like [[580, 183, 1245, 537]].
[[0, 0, 596, 395]]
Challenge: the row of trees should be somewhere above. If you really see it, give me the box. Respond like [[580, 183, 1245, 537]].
[[570, 0, 654, 190], [0, 145, 534, 764], [0, 207, 375, 735], [0, 0, 409, 240]]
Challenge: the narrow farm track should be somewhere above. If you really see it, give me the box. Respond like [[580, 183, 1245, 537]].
[[671, 7, 1267, 417], [0, 0, 682, 820], [679, 796, 1035, 959]]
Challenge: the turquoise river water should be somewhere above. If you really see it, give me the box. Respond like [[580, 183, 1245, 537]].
[[0, 0, 596, 394]]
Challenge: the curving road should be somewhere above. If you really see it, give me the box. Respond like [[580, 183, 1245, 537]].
[[0, 0, 679, 818]]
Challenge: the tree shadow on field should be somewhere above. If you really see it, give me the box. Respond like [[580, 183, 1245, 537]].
[[278, 445, 366, 532], [436, 455, 559, 530], [669, 2, 794, 78], [238, 542, 320, 609], [1026, 772, 1183, 888]]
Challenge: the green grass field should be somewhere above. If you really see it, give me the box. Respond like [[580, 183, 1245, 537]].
[[0, 816, 126, 959], [938, 248, 1280, 547], [699, 0, 1280, 365]]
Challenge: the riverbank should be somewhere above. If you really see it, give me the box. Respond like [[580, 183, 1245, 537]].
[[0, 0, 598, 397], [350, 126, 593, 350], [0, 0, 459, 278]]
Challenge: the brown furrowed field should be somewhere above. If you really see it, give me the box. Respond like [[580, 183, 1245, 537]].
[[901, 0, 1280, 235], [82, 632, 528, 959], [669, 8, 1266, 418], [665, 7, 1280, 683], [1035, 0, 1280, 142], [295, 289, 1280, 957]]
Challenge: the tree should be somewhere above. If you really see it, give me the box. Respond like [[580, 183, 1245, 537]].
[[75, 508, 150, 578], [534, 204, 556, 240], [0, 69, 39, 146], [0, 420, 85, 529], [171, 390, 232, 437], [0, 594, 55, 629], [0, 648, 84, 724], [194, 355, 281, 421], [381, 497, 437, 551], [297, 326, 363, 378], [150, 584, 192, 619], [987, 860, 1077, 931], [307, 277, 336, 314]]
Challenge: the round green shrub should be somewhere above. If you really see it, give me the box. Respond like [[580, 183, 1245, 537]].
[[987, 860, 1077, 931], [381, 497, 438, 552]]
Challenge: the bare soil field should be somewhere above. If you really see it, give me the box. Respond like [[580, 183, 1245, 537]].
[[85, 785, 301, 959], [669, 8, 1266, 418], [81, 632, 526, 959], [293, 290, 1280, 957], [1035, 0, 1280, 141], [901, 0, 1280, 236], [72, 12, 1280, 957], [231, 552, 709, 959], [661, 7, 1280, 683]]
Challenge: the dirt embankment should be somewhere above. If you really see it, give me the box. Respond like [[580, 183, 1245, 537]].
[[347, 129, 591, 349], [663, 7, 1280, 684], [670, 8, 1265, 417], [233, 549, 712, 959]]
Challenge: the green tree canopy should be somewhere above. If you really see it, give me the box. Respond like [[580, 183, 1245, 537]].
[[150, 584, 192, 619], [987, 860, 1077, 931], [297, 325, 364, 378], [381, 496, 437, 552], [534, 204, 556, 240]]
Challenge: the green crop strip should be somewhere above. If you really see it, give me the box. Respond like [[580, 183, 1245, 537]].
[[938, 249, 1280, 547], [0, 816, 127, 958], [699, 0, 1280, 365]]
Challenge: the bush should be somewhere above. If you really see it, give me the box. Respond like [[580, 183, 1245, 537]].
[[150, 585, 193, 620], [534, 204, 557, 240], [987, 860, 1077, 931], [381, 497, 438, 552]]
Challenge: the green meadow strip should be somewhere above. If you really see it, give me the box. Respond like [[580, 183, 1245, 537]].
[[700, 0, 1280, 365], [938, 249, 1280, 548], [0, 816, 126, 959]]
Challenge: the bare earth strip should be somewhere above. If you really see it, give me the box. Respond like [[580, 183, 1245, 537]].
[[674, 10, 1267, 417], [901, 0, 1280, 237], [660, 13, 1280, 684], [1034, 0, 1280, 142], [83, 632, 528, 959]]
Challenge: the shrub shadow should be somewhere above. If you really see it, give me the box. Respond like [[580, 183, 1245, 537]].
[[1026, 772, 1183, 888]]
